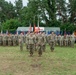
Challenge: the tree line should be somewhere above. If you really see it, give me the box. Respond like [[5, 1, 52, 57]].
[[0, 0, 76, 32]]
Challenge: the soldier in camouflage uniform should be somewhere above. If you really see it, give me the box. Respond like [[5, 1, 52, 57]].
[[8, 34, 12, 46], [25, 32, 30, 51], [42, 32, 46, 52], [28, 32, 35, 56], [49, 32, 55, 52], [37, 32, 45, 56], [57, 35, 60, 46], [12, 34, 17, 46], [54, 34, 58, 46], [60, 35, 64, 47], [63, 35, 68, 46], [70, 35, 75, 47], [15, 34, 19, 46], [47, 34, 50, 45], [33, 33, 38, 51], [68, 34, 71, 46], [0, 34, 3, 46], [3, 34, 7, 46], [19, 33, 24, 51]]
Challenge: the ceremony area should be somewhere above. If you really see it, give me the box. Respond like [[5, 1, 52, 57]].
[[0, 45, 76, 75], [0, 0, 76, 75]]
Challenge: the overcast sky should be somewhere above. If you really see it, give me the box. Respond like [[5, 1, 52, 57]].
[[5, 0, 28, 6]]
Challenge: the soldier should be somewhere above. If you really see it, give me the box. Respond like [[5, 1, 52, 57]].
[[19, 33, 24, 51], [28, 32, 35, 56], [8, 34, 12, 46], [0, 34, 3, 46], [47, 34, 50, 45], [6, 34, 8, 46], [68, 34, 71, 46], [60, 35, 64, 47], [42, 32, 46, 52], [63, 35, 68, 46], [57, 34, 60, 46], [54, 34, 58, 46], [15, 34, 19, 46], [33, 33, 38, 51], [70, 35, 75, 47], [12, 34, 16, 46], [37, 32, 45, 56], [49, 32, 55, 52], [25, 32, 30, 51], [3, 34, 7, 46]]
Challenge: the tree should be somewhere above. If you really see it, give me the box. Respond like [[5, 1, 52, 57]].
[[56, 0, 68, 22], [2, 19, 22, 31], [68, 0, 76, 23]]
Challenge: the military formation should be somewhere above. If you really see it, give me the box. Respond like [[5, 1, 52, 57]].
[[0, 34, 19, 46], [0, 32, 75, 57]]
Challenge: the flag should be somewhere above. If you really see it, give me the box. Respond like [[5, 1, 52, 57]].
[[34, 24, 36, 32], [16, 31, 18, 35], [6, 30, 8, 35], [37, 16, 40, 32], [28, 22, 32, 33], [64, 30, 66, 36], [1, 30, 3, 34]]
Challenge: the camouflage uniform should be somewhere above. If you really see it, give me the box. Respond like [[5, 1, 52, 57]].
[[8, 34, 12, 46], [68, 35, 71, 46], [12, 35, 17, 46], [57, 35, 61, 46], [63, 35, 68, 46], [33, 33, 38, 51], [49, 32, 55, 52], [25, 33, 29, 51], [19, 33, 24, 51], [37, 33, 45, 56], [15, 34, 19, 46], [70, 35, 75, 47], [60, 35, 64, 46], [3, 34, 7, 46], [28, 33, 35, 56], [54, 34, 58, 46], [42, 32, 46, 52], [0, 34, 3, 46], [57, 35, 60, 46]]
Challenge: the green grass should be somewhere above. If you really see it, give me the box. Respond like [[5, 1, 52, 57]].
[[0, 45, 76, 75]]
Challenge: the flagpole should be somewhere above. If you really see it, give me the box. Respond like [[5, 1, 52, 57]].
[[37, 15, 40, 32], [38, 15, 39, 28], [33, 15, 36, 32]]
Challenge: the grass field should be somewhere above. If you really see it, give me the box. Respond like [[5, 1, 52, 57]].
[[0, 45, 76, 75]]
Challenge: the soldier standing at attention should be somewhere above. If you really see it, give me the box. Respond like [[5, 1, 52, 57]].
[[0, 34, 3, 46], [42, 32, 46, 52], [37, 32, 45, 56], [28, 32, 35, 56], [33, 33, 38, 51], [60, 35, 64, 47], [70, 34, 75, 47], [49, 32, 55, 52], [25, 32, 30, 51], [12, 34, 16, 46], [3, 34, 7, 46], [8, 34, 12, 46], [19, 33, 24, 51]]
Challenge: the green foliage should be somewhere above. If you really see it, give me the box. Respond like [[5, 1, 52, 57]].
[[60, 22, 76, 32], [48, 20, 61, 27], [0, 0, 76, 32], [2, 19, 22, 31]]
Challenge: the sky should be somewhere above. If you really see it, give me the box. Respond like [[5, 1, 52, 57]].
[[5, 0, 28, 6]]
